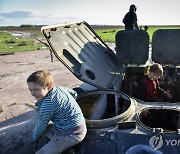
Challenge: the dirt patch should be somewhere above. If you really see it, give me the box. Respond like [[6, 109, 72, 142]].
[[0, 49, 83, 122], [0, 41, 115, 122]]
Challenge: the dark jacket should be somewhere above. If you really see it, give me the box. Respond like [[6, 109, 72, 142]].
[[123, 11, 139, 30], [138, 75, 165, 101]]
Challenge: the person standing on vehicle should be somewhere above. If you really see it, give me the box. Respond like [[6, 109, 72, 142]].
[[123, 4, 139, 30]]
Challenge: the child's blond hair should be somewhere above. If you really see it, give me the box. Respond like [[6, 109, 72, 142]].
[[144, 63, 163, 76], [27, 70, 54, 89]]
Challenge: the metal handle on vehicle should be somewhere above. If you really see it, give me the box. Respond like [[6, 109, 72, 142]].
[[152, 128, 164, 134]]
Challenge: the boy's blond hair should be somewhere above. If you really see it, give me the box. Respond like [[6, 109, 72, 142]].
[[27, 70, 54, 89], [144, 63, 163, 76]]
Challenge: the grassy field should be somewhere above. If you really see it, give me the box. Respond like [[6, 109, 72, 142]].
[[95, 27, 124, 43], [0, 31, 44, 53], [95, 25, 180, 43], [0, 26, 42, 36], [0, 25, 180, 53]]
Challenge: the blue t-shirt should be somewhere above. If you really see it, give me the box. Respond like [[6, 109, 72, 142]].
[[33, 86, 85, 140]]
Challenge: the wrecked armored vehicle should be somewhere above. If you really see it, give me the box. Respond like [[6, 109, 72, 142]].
[[41, 21, 180, 153]]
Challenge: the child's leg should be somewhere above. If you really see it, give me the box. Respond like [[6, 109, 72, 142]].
[[35, 132, 86, 154]]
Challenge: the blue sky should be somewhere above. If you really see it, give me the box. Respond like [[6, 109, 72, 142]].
[[0, 0, 180, 26]]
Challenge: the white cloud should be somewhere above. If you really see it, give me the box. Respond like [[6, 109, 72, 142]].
[[0, 10, 83, 26]]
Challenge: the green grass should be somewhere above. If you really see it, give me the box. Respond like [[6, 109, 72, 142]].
[[145, 26, 180, 43], [0, 26, 43, 36], [95, 26, 180, 43], [0, 32, 44, 53], [0, 25, 180, 53], [95, 27, 124, 43]]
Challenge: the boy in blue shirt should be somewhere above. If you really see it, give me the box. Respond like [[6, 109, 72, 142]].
[[27, 70, 87, 154]]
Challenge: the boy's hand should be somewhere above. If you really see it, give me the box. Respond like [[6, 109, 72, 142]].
[[33, 140, 39, 152]]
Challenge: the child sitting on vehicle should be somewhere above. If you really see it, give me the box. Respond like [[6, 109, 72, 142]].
[[27, 70, 87, 154], [138, 63, 172, 102]]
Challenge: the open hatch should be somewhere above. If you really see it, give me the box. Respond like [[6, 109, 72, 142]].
[[41, 21, 133, 128]]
